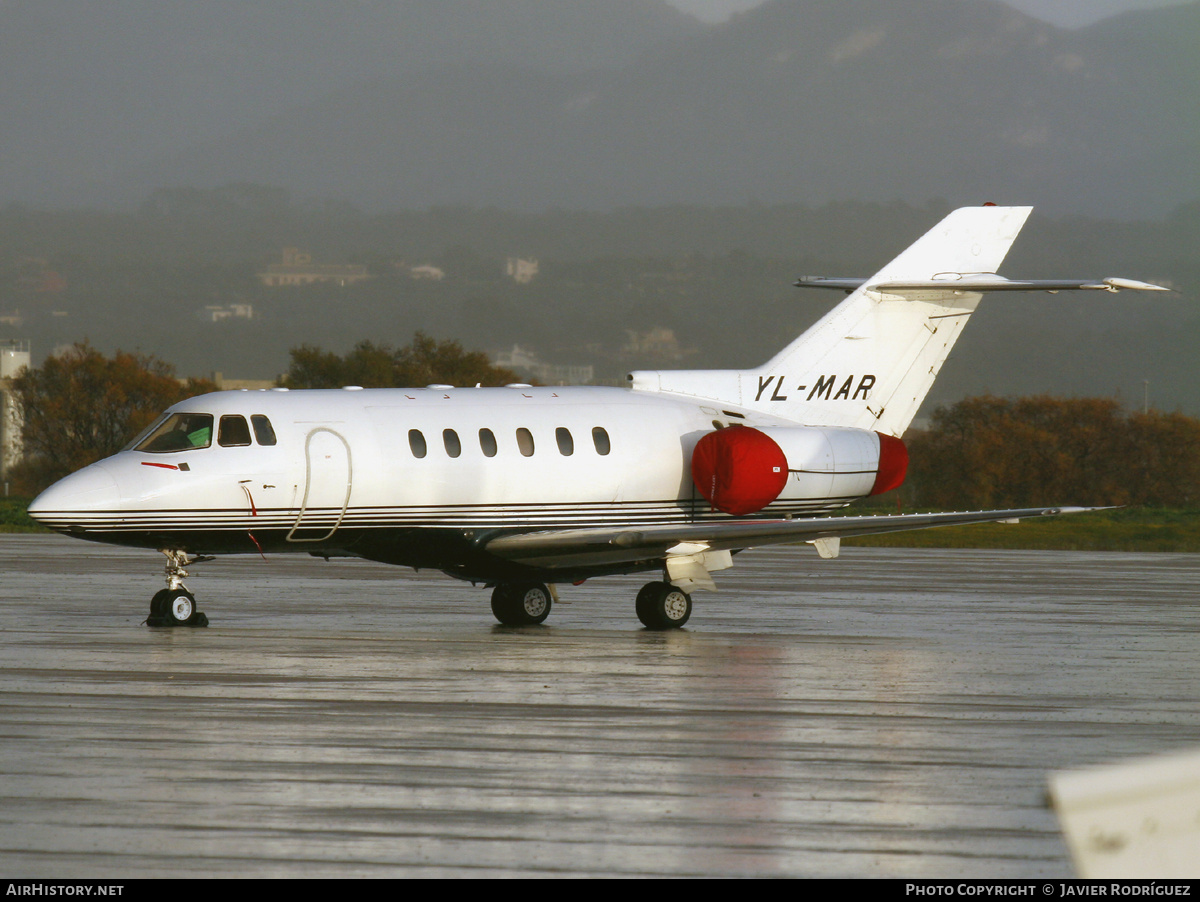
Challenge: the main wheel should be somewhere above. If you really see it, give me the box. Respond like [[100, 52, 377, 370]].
[[634, 582, 660, 625], [636, 581, 692, 629], [491, 582, 552, 626]]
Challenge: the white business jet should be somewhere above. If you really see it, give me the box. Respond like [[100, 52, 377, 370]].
[[28, 206, 1167, 629]]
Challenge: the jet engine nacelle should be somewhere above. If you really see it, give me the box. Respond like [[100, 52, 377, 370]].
[[691, 424, 908, 516]]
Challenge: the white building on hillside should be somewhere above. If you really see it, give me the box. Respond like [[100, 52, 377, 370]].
[[1, 340, 31, 486]]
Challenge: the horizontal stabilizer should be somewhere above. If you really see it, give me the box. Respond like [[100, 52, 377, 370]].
[[796, 275, 1170, 294]]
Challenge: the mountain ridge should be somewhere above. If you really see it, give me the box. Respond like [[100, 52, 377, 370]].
[[3, 0, 1196, 216]]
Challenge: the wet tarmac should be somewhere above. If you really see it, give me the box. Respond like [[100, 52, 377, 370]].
[[1, 534, 1198, 877]]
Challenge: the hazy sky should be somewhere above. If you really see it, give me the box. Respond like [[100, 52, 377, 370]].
[[666, 0, 1193, 26]]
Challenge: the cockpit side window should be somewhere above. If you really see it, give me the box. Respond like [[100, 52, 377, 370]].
[[135, 413, 214, 453], [251, 415, 277, 446], [218, 415, 252, 447]]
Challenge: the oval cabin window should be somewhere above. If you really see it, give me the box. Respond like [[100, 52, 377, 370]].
[[479, 428, 498, 458], [592, 427, 611, 456], [516, 428, 535, 457], [556, 427, 574, 456], [443, 429, 462, 458], [408, 429, 427, 459]]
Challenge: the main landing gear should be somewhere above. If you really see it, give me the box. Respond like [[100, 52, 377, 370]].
[[635, 581, 692, 630], [487, 579, 693, 629], [491, 582, 553, 626], [145, 550, 211, 628]]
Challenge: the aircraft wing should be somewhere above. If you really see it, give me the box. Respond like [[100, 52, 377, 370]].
[[481, 506, 1099, 570], [795, 275, 1169, 294]]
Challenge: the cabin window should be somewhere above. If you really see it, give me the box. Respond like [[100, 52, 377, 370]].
[[251, 415, 277, 446], [592, 427, 611, 456], [479, 428, 498, 458], [712, 420, 724, 430], [408, 429, 427, 459], [556, 427, 574, 456], [135, 413, 214, 453], [443, 429, 462, 458], [218, 415, 252, 447], [516, 427, 535, 457]]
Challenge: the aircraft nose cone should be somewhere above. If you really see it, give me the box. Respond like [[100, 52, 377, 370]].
[[27, 464, 121, 528]]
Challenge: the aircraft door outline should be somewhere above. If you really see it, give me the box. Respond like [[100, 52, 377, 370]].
[[287, 427, 353, 543]]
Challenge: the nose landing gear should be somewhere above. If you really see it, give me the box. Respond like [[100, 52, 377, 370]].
[[145, 550, 212, 627]]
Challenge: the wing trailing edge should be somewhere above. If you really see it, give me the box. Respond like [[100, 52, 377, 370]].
[[482, 506, 1108, 570]]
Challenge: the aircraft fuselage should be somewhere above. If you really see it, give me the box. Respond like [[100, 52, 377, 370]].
[[29, 385, 862, 583]]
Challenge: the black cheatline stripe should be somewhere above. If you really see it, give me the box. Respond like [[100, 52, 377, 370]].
[[36, 496, 856, 531]]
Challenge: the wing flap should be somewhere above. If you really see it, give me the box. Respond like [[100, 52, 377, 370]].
[[481, 507, 1101, 569]]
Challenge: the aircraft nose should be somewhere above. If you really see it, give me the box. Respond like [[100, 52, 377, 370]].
[[27, 464, 121, 527]]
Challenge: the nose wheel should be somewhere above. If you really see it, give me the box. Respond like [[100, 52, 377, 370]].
[[145, 550, 211, 627]]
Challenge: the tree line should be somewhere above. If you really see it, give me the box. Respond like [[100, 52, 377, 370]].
[[5, 343, 215, 495], [280, 334, 519, 390], [904, 396, 1200, 509], [6, 342, 1200, 509]]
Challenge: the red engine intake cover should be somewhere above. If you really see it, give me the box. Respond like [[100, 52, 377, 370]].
[[691, 426, 789, 516], [871, 432, 909, 495]]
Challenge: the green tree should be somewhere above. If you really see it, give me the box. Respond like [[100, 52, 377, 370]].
[[9, 342, 216, 495], [281, 333, 521, 389]]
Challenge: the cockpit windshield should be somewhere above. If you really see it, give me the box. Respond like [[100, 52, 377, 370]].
[[135, 413, 214, 453]]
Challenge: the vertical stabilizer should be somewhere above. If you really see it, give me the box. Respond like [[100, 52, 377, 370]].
[[628, 206, 1033, 437]]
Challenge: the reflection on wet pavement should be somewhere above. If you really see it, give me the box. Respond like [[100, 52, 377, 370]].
[[1, 536, 1197, 877]]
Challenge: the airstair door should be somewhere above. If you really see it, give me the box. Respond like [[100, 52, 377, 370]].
[[287, 428, 352, 543]]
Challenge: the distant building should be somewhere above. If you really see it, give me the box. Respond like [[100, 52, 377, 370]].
[[211, 372, 277, 391], [492, 344, 593, 386], [0, 340, 31, 485], [505, 257, 539, 284], [14, 258, 67, 295], [197, 303, 254, 323], [409, 264, 446, 281], [622, 327, 692, 362], [259, 248, 369, 287]]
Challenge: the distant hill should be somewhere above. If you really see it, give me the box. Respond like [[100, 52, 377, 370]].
[[3, 0, 1197, 216], [0, 0, 697, 206]]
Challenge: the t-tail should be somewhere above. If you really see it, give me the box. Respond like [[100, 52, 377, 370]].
[[627, 205, 1167, 437]]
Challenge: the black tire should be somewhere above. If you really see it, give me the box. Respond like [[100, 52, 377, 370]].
[[490, 584, 520, 625], [491, 582, 552, 626], [635, 582, 661, 625], [149, 589, 171, 618], [636, 581, 692, 629]]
